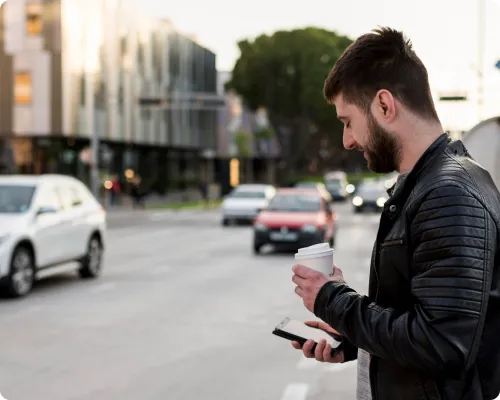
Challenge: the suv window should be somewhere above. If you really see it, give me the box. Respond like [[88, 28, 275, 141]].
[[59, 184, 89, 208], [36, 184, 64, 211]]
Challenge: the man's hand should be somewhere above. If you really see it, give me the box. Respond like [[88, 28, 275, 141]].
[[292, 264, 345, 313], [291, 321, 344, 363]]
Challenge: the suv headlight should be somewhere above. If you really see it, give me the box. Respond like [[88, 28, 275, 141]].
[[376, 197, 387, 207], [301, 224, 317, 233]]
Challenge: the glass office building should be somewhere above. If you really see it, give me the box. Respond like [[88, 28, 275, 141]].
[[0, 0, 222, 193]]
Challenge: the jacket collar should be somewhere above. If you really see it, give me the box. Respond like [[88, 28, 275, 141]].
[[384, 133, 451, 218]]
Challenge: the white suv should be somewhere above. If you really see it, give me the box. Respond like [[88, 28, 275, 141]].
[[0, 174, 106, 297]]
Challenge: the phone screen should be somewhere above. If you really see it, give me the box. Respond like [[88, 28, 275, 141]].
[[278, 318, 341, 348]]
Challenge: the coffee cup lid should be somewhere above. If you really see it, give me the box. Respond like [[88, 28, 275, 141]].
[[295, 243, 334, 260]]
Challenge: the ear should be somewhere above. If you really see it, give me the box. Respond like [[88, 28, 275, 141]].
[[373, 89, 396, 122]]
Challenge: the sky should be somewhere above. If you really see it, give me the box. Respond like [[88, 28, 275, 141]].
[[131, 0, 500, 130]]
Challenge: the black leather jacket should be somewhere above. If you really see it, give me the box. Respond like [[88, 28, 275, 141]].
[[314, 134, 500, 400]]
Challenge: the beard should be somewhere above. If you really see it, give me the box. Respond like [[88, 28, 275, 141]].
[[363, 112, 401, 173]]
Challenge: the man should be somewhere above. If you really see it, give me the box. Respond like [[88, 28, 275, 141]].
[[292, 27, 500, 400]]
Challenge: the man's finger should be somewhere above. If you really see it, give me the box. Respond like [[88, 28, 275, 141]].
[[323, 343, 334, 362], [291, 341, 302, 350], [294, 285, 304, 297], [292, 264, 317, 278], [314, 339, 327, 361], [302, 339, 315, 358], [304, 320, 341, 336], [304, 321, 321, 328], [292, 274, 307, 288]]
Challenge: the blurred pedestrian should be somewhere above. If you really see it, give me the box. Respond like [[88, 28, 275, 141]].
[[291, 27, 500, 400], [199, 179, 208, 208], [130, 176, 145, 209], [110, 174, 121, 206]]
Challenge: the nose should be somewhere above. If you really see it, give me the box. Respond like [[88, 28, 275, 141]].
[[343, 130, 356, 150]]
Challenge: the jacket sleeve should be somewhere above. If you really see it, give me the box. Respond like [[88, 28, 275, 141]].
[[338, 338, 358, 362], [314, 185, 496, 375]]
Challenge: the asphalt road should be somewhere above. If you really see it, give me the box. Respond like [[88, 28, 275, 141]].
[[0, 202, 381, 400]]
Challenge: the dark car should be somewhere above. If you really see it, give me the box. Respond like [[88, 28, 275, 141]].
[[252, 188, 337, 254], [352, 181, 388, 213]]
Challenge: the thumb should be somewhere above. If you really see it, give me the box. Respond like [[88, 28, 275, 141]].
[[330, 265, 344, 280]]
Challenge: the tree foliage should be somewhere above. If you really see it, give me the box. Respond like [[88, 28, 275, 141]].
[[226, 27, 354, 177], [233, 130, 251, 157]]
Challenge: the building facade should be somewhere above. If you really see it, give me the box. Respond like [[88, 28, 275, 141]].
[[0, 0, 222, 194], [215, 71, 279, 193]]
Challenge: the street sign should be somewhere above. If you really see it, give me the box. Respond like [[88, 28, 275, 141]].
[[439, 92, 467, 101], [439, 95, 467, 101]]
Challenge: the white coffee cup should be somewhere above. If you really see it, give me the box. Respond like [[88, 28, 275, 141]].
[[294, 243, 334, 275]]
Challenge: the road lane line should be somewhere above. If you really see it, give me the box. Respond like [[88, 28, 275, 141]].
[[280, 383, 309, 400]]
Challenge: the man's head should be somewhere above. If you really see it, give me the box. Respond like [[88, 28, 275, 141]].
[[324, 27, 440, 173]]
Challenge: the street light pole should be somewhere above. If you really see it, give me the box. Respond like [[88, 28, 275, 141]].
[[477, 0, 486, 122], [89, 72, 100, 199], [84, 5, 100, 199]]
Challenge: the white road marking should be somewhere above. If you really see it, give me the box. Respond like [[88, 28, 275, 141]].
[[280, 383, 309, 400], [90, 282, 116, 293]]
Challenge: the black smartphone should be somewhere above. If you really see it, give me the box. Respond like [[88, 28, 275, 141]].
[[272, 317, 342, 356]]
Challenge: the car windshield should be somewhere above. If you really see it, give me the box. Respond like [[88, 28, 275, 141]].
[[230, 190, 266, 199], [0, 184, 36, 213], [295, 182, 318, 189], [326, 180, 342, 189], [268, 194, 321, 212]]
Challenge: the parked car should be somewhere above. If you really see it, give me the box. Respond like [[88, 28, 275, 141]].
[[352, 180, 388, 213], [221, 184, 276, 226], [294, 181, 333, 202], [252, 188, 337, 254], [0, 174, 106, 298]]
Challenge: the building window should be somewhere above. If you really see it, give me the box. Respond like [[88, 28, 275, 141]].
[[14, 72, 32, 105], [26, 2, 43, 36]]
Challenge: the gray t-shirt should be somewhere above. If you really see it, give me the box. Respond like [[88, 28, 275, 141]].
[[356, 172, 409, 400]]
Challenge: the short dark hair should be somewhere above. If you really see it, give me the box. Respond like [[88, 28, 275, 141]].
[[324, 27, 439, 122]]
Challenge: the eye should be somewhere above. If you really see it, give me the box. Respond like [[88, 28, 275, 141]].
[[346, 121, 351, 128]]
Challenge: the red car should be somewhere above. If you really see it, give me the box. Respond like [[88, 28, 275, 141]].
[[252, 188, 337, 254]]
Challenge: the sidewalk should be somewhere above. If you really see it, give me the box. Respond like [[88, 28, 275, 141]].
[[103, 190, 219, 216]]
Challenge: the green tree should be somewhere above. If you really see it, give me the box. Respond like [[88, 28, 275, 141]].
[[233, 130, 251, 157], [226, 27, 353, 177], [255, 127, 275, 141]]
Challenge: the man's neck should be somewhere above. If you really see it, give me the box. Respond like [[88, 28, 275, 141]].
[[397, 124, 444, 174]]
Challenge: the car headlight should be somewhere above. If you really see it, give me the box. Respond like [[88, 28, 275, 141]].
[[376, 197, 387, 207], [352, 196, 363, 206], [301, 224, 318, 233], [346, 184, 355, 194], [254, 223, 268, 231]]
